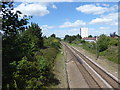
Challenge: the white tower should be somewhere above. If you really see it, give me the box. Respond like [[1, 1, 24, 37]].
[[80, 28, 88, 38]]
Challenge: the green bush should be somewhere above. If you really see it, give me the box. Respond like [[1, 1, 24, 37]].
[[108, 37, 118, 46], [2, 2, 61, 89], [81, 42, 96, 54], [78, 35, 119, 64], [44, 37, 61, 49], [97, 34, 110, 52], [64, 34, 82, 43], [80, 40, 86, 43], [10, 55, 56, 89]]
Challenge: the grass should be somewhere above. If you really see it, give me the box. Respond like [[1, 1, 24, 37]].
[[99, 46, 119, 64], [70, 43, 96, 54], [40, 48, 59, 64], [49, 47, 67, 88], [69, 43, 80, 47], [69, 43, 119, 64]]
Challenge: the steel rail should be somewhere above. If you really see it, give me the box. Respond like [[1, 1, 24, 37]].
[[70, 45, 120, 89], [64, 44, 101, 88]]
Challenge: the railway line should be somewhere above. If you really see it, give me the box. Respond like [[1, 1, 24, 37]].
[[64, 43, 120, 89]]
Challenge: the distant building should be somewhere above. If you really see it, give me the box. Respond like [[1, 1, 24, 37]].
[[80, 28, 88, 38], [82, 37, 96, 42]]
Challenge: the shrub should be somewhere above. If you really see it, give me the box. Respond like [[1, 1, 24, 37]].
[[108, 37, 118, 46], [44, 37, 61, 49], [97, 34, 110, 52], [10, 55, 55, 89]]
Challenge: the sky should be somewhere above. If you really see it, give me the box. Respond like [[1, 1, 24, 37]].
[[13, 0, 118, 38]]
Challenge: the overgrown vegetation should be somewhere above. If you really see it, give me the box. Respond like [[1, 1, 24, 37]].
[[2, 2, 61, 89], [64, 34, 82, 43], [64, 34, 119, 64]]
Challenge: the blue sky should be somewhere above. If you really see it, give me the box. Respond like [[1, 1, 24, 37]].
[[14, 1, 118, 38]]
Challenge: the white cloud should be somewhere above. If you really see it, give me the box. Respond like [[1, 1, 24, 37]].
[[41, 25, 55, 30], [41, 24, 80, 37], [76, 4, 117, 15], [60, 20, 86, 28], [96, 3, 110, 7], [112, 22, 118, 26], [102, 4, 110, 7], [76, 4, 108, 15], [53, 28, 80, 37], [96, 3, 100, 6], [41, 20, 86, 31], [41, 25, 56, 37], [15, 0, 120, 2], [109, 5, 118, 12], [42, 28, 80, 37], [15, 0, 73, 2], [99, 27, 110, 30], [89, 18, 113, 24], [14, 3, 49, 16], [89, 28, 95, 31], [89, 13, 118, 25], [52, 4, 57, 9]]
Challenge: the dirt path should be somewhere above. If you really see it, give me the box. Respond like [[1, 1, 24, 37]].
[[51, 46, 68, 88]]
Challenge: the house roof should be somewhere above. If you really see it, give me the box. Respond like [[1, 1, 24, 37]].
[[82, 37, 96, 40]]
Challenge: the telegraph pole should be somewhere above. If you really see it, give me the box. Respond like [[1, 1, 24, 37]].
[[96, 36, 99, 60]]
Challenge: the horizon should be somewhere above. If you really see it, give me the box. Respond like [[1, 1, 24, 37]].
[[1, 1, 119, 38]]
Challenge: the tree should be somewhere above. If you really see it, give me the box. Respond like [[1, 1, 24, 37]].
[[27, 23, 43, 48], [94, 36, 97, 38], [110, 32, 118, 37], [2, 2, 60, 89], [2, 2, 28, 38], [64, 35, 69, 41], [97, 34, 110, 52], [64, 35, 79, 43], [11, 56, 51, 89], [0, 32, 2, 35], [76, 34, 82, 39], [50, 34, 56, 38], [88, 35, 93, 38], [2, 2, 29, 62], [2, 2, 29, 89]]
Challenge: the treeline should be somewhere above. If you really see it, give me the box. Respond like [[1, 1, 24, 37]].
[[64, 34, 82, 43], [96, 34, 119, 64], [97, 34, 119, 52], [64, 33, 119, 64], [2, 2, 61, 89], [79, 34, 119, 53], [64, 34, 94, 44]]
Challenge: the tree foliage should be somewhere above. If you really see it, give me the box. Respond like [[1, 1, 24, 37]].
[[44, 35, 61, 49], [2, 2, 28, 38], [2, 2, 30, 88], [64, 34, 82, 43], [97, 34, 110, 52], [10, 56, 52, 89], [110, 32, 118, 37], [50, 33, 56, 38], [2, 2, 60, 89], [97, 34, 119, 52], [27, 23, 43, 48], [88, 35, 93, 38]]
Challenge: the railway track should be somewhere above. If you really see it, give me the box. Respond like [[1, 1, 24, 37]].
[[64, 43, 120, 89], [64, 44, 100, 88]]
